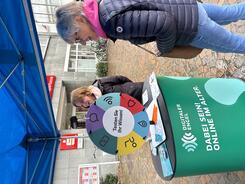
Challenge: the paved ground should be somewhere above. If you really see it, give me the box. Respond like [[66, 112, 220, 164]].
[[107, 0, 245, 183]]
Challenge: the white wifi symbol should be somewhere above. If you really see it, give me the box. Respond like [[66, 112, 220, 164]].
[[181, 132, 198, 152]]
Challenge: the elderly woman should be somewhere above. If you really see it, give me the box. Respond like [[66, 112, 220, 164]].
[[71, 75, 143, 108], [71, 85, 101, 109], [55, 0, 245, 58]]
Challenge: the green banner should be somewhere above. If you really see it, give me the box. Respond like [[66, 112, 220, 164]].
[[157, 76, 245, 177]]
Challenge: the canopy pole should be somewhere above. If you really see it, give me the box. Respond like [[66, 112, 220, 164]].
[[0, 15, 24, 88], [28, 135, 89, 142], [0, 62, 20, 89], [0, 16, 22, 58]]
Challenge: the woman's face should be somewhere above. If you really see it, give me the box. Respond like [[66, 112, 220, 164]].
[[74, 16, 99, 45], [76, 95, 96, 108]]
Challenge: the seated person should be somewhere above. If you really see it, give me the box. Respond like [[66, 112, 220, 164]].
[[71, 75, 143, 108]]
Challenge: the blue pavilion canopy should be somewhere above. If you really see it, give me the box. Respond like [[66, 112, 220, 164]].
[[0, 0, 60, 183]]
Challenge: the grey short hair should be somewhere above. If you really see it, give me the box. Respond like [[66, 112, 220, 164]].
[[55, 2, 86, 44]]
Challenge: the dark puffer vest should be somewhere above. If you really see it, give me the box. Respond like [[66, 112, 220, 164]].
[[92, 75, 143, 102], [99, 0, 198, 53]]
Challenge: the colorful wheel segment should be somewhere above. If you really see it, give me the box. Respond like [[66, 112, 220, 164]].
[[120, 93, 144, 114], [86, 93, 149, 155]]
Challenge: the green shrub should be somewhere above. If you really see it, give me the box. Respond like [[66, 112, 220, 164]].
[[96, 62, 108, 77], [90, 39, 108, 62], [90, 39, 108, 53], [100, 174, 118, 184], [96, 52, 107, 61]]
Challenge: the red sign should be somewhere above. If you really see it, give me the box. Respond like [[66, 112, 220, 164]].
[[46, 75, 56, 98], [60, 134, 78, 150], [60, 134, 84, 150]]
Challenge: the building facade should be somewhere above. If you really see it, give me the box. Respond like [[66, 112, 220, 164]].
[[33, 0, 119, 183]]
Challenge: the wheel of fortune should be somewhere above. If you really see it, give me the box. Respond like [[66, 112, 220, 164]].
[[86, 93, 150, 155]]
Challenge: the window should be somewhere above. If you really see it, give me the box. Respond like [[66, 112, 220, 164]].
[[64, 43, 97, 72], [71, 106, 87, 129], [31, 0, 59, 35]]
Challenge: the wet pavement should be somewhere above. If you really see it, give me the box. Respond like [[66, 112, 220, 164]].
[[107, 0, 245, 182]]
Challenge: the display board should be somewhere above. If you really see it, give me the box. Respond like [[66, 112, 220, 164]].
[[78, 164, 99, 184]]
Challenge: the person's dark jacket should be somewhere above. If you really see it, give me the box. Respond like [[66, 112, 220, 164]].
[[92, 75, 143, 102], [99, 0, 198, 54]]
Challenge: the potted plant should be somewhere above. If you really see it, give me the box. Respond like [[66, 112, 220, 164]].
[[100, 174, 118, 184], [96, 61, 108, 77]]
